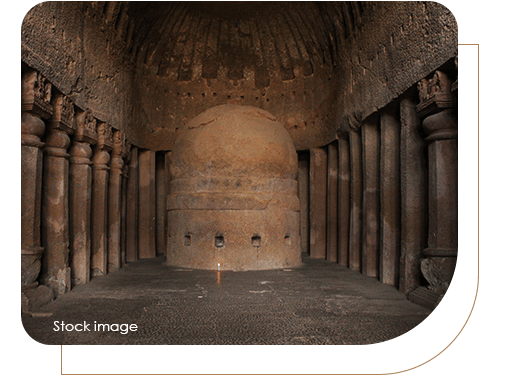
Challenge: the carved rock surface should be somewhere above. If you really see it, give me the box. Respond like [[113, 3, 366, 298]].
[[167, 105, 301, 271], [420, 257, 457, 293]]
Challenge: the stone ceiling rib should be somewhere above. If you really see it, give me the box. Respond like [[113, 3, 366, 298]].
[[98, 2, 369, 81]]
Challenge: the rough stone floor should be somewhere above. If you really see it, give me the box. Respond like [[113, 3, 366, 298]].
[[22, 255, 431, 345]]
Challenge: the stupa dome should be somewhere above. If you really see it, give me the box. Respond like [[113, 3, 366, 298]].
[[170, 105, 298, 181]]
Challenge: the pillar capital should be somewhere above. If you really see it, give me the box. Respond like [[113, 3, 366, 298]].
[[74, 109, 98, 145], [70, 109, 97, 166], [111, 130, 127, 158], [416, 71, 457, 142], [49, 93, 76, 136], [21, 113, 46, 148], [339, 112, 362, 137], [44, 93, 75, 159], [122, 163, 130, 179], [22, 69, 53, 120], [44, 131, 71, 153], [123, 141, 133, 163], [95, 122, 114, 152], [416, 70, 457, 119], [21, 70, 52, 148], [422, 109, 457, 142]]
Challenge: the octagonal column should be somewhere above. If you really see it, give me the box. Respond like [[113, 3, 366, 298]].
[[138, 150, 156, 259], [417, 71, 458, 295], [108, 130, 129, 272], [40, 93, 76, 295], [126, 146, 139, 262], [121, 151, 132, 267], [69, 109, 97, 285], [399, 96, 427, 294], [337, 135, 350, 267], [91, 122, 113, 277], [21, 69, 53, 288], [379, 106, 401, 287], [309, 147, 327, 259], [326, 142, 338, 262], [348, 128, 363, 271], [361, 117, 380, 278]]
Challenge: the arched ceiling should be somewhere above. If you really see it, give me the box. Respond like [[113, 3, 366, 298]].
[[101, 1, 366, 83], [75, 1, 456, 152], [84, 1, 369, 150], [22, 1, 457, 151]]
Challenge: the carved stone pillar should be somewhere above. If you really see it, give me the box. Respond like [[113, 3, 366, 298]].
[[126, 146, 139, 262], [348, 129, 362, 271], [120, 149, 131, 267], [399, 97, 427, 295], [309, 147, 327, 259], [326, 142, 338, 262], [337, 135, 350, 267], [69, 109, 97, 285], [91, 122, 113, 277], [156, 152, 169, 256], [40, 93, 76, 295], [361, 117, 380, 278], [138, 149, 156, 259], [417, 71, 458, 295], [297, 152, 310, 255], [380, 106, 401, 287], [21, 70, 52, 290], [108, 130, 128, 272]]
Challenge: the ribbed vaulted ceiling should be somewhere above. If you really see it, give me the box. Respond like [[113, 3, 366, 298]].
[[100, 1, 366, 83], [22, 1, 457, 151]]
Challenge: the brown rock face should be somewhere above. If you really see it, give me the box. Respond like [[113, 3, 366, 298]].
[[167, 105, 301, 271]]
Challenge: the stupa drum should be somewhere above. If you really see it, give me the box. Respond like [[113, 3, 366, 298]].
[[166, 105, 301, 271]]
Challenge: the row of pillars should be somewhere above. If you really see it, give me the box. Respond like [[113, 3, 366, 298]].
[[21, 67, 167, 308], [300, 68, 457, 301], [21, 63, 456, 309]]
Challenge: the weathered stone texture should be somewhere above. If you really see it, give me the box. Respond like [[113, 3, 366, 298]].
[[19, 1, 458, 317], [40, 94, 75, 295], [90, 122, 113, 277], [336, 2, 457, 134], [337, 137, 350, 267], [138, 150, 156, 259], [21, 70, 51, 287], [167, 105, 301, 271], [309, 148, 327, 259], [416, 70, 458, 297], [379, 106, 401, 287], [298, 153, 310, 255], [22, 2, 456, 153], [69, 108, 97, 286], [326, 142, 338, 262], [348, 131, 363, 271], [126, 146, 139, 262], [399, 97, 427, 294]]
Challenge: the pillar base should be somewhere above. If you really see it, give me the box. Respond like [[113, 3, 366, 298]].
[[41, 267, 71, 295], [21, 285, 55, 314], [408, 286, 442, 310], [21, 248, 44, 286], [420, 256, 456, 293]]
